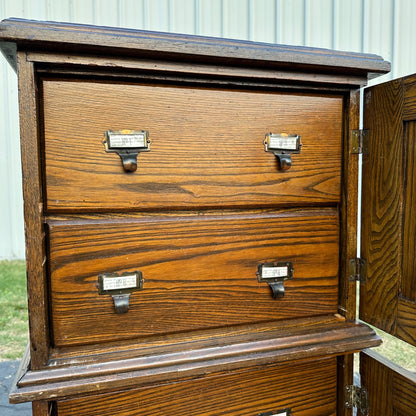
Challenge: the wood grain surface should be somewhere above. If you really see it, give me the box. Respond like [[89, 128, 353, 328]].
[[0, 18, 391, 78], [12, 318, 381, 404], [360, 349, 416, 416], [17, 53, 50, 369], [11, 317, 381, 404], [47, 209, 339, 347], [28, 51, 368, 88], [361, 78, 403, 334], [337, 89, 360, 416], [362, 74, 416, 348], [402, 120, 416, 302], [2, 18, 395, 415], [42, 79, 343, 211], [56, 358, 337, 416]]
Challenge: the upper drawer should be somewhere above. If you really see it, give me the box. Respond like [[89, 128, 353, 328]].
[[42, 80, 343, 212]]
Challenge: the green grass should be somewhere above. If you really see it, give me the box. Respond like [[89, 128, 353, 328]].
[[371, 325, 416, 372], [0, 260, 29, 361]]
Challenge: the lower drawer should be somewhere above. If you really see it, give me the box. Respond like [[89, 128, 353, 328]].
[[56, 357, 337, 416], [48, 208, 339, 347]]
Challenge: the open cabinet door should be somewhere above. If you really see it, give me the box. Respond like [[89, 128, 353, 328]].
[[361, 74, 416, 415]]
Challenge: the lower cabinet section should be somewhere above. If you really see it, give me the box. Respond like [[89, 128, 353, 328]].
[[55, 358, 337, 416]]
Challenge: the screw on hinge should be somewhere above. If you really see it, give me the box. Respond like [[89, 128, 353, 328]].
[[345, 385, 369, 416], [351, 130, 369, 154], [349, 258, 367, 283]]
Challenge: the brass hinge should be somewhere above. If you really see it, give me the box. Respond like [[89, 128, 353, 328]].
[[351, 130, 369, 154], [345, 385, 369, 415], [349, 258, 367, 282]]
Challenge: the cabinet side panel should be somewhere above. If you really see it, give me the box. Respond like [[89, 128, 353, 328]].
[[17, 52, 49, 368]]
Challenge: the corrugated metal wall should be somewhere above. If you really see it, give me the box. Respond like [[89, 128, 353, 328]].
[[1, 0, 415, 259]]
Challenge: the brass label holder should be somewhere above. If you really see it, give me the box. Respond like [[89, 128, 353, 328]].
[[257, 409, 292, 416], [264, 133, 301, 170], [104, 129, 150, 172], [98, 271, 144, 314], [257, 262, 294, 298]]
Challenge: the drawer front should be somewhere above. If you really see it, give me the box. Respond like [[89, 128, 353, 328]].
[[42, 80, 343, 212], [56, 357, 337, 416], [48, 209, 339, 347]]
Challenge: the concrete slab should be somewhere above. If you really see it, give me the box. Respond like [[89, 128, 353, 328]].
[[0, 361, 31, 415]]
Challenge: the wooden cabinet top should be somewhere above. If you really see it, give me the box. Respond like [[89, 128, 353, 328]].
[[0, 17, 390, 85]]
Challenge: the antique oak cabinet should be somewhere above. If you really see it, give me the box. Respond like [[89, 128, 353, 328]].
[[1, 18, 415, 416]]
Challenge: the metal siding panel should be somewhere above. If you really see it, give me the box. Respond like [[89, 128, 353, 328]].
[[250, 0, 276, 43], [71, 0, 96, 24], [393, 0, 416, 79], [0, 61, 24, 259], [170, 0, 196, 34], [333, 0, 363, 52], [363, 0, 394, 84], [119, 0, 146, 30], [45, 0, 73, 21], [2, 0, 26, 17], [304, 0, 334, 48], [0, 61, 12, 258], [94, 0, 121, 27], [222, 0, 249, 40], [1, 0, 26, 259], [197, 0, 223, 37], [145, 0, 170, 32], [6, 66, 24, 259], [22, 0, 47, 20], [278, 0, 305, 45]]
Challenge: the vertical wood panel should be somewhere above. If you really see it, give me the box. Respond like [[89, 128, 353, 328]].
[[360, 350, 394, 416], [361, 349, 416, 416], [361, 77, 403, 334], [16, 53, 50, 368], [403, 120, 416, 301]]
